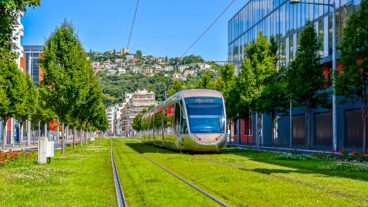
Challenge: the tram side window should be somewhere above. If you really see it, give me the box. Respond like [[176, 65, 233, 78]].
[[180, 101, 188, 134], [175, 103, 181, 134]]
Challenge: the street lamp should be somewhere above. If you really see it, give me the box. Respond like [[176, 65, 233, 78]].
[[290, 0, 337, 151]]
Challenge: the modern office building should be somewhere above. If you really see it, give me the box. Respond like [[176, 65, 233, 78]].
[[228, 0, 364, 151], [21, 45, 44, 84]]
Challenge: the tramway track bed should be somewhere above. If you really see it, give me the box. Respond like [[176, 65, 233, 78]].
[[115, 139, 368, 207]]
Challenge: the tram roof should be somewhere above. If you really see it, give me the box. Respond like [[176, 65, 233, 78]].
[[180, 89, 222, 98]]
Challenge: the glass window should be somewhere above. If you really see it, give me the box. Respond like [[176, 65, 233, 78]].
[[318, 18, 324, 56], [185, 97, 225, 134]]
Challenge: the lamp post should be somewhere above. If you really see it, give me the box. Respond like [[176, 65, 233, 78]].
[[290, 0, 337, 151]]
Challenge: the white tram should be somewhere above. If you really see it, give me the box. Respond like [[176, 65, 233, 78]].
[[140, 89, 227, 152]]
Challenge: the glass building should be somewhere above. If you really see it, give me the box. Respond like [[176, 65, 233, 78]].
[[22, 45, 43, 84], [228, 0, 360, 72], [228, 0, 365, 151]]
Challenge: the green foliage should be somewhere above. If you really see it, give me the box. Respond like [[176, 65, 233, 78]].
[[238, 31, 276, 113], [286, 23, 329, 109], [135, 50, 142, 59], [132, 113, 142, 131], [40, 19, 108, 134], [213, 64, 237, 119], [258, 67, 289, 117], [167, 79, 184, 97], [0, 0, 40, 56], [286, 23, 330, 149], [31, 87, 55, 125], [14, 73, 36, 122], [196, 70, 214, 89], [336, 0, 368, 153], [0, 58, 25, 148]]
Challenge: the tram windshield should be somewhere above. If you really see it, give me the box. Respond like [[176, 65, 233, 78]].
[[185, 97, 225, 133]]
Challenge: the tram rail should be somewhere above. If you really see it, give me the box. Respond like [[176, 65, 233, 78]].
[[111, 139, 127, 207], [124, 143, 230, 207]]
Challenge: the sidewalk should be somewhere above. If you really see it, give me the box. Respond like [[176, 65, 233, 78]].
[[2, 140, 78, 153]]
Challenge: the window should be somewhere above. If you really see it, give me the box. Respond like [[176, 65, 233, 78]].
[[180, 100, 188, 134], [185, 97, 225, 134], [174, 103, 180, 134]]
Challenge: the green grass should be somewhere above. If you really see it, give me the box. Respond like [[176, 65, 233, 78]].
[[112, 139, 218, 207], [124, 140, 368, 207], [0, 139, 116, 207]]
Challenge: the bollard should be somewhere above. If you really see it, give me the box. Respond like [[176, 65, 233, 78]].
[[38, 137, 54, 164], [38, 137, 47, 164]]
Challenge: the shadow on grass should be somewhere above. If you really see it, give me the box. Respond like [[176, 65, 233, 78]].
[[223, 148, 368, 182], [252, 168, 298, 175], [125, 143, 177, 154]]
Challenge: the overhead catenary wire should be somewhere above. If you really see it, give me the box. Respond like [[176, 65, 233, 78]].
[[127, 0, 141, 50], [181, 0, 237, 58]]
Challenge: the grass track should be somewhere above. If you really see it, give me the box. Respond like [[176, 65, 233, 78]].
[[124, 140, 368, 207], [0, 139, 116, 207], [112, 138, 219, 207]]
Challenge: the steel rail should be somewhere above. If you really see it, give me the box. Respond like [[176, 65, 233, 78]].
[[111, 139, 128, 207], [125, 144, 229, 207]]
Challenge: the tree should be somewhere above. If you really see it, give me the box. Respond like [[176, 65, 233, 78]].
[[132, 113, 142, 131], [258, 36, 289, 145], [31, 87, 55, 138], [0, 59, 24, 150], [40, 20, 89, 153], [167, 79, 183, 96], [258, 67, 289, 144], [14, 73, 36, 147], [0, 0, 40, 56], [135, 50, 142, 59], [286, 23, 330, 149], [197, 70, 213, 89], [238, 31, 276, 149], [336, 0, 368, 153], [213, 64, 237, 140]]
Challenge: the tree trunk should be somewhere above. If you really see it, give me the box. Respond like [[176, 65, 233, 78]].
[[66, 125, 69, 142], [73, 126, 76, 150], [362, 107, 367, 154], [257, 112, 262, 150], [44, 123, 48, 139], [37, 121, 40, 145], [20, 121, 24, 148], [27, 120, 31, 146], [80, 130, 83, 146], [84, 130, 87, 145], [271, 112, 275, 147], [363, 118, 367, 154], [61, 122, 65, 154], [306, 108, 311, 149], [2, 118, 7, 150]]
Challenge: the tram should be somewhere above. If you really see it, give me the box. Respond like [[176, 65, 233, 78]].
[[140, 89, 227, 152]]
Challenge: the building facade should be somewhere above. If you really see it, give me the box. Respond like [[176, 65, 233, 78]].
[[228, 0, 365, 151], [229, 0, 360, 71], [121, 90, 155, 137], [21, 45, 44, 84]]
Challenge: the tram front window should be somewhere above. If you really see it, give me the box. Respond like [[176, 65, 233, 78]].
[[185, 97, 225, 133]]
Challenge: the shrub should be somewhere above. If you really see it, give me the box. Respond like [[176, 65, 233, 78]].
[[0, 150, 37, 167]]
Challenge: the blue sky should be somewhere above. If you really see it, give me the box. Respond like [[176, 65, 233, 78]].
[[22, 0, 247, 61]]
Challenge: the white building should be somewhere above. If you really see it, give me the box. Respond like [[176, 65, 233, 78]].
[[164, 66, 173, 72], [117, 67, 126, 75], [11, 12, 24, 67], [178, 65, 189, 72]]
